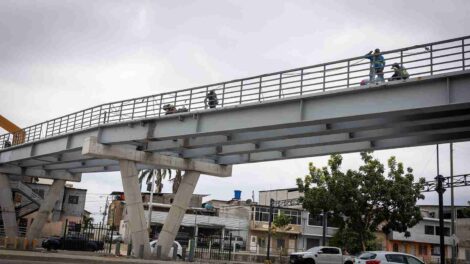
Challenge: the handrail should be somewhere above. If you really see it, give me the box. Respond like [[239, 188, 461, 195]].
[[1, 35, 469, 150]]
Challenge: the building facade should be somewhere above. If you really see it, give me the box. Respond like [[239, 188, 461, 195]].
[[21, 183, 87, 237]]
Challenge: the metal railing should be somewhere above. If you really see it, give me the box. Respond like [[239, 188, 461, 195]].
[[1, 35, 469, 150]]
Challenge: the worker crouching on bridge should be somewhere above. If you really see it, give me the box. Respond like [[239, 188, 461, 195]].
[[366, 48, 385, 83], [388, 63, 409, 81], [204, 90, 219, 109]]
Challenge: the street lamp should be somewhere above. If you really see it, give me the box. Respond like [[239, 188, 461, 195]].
[[266, 198, 274, 264], [435, 175, 446, 264]]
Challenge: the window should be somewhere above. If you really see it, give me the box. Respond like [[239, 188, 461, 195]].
[[385, 254, 407, 263], [432, 245, 441, 256], [32, 189, 45, 199], [277, 239, 285, 249], [68, 195, 79, 204], [419, 244, 428, 255], [435, 227, 450, 236], [306, 238, 320, 249], [308, 214, 323, 226], [359, 253, 377, 260], [406, 256, 424, 264], [253, 206, 301, 224], [322, 247, 340, 254], [424, 225, 434, 235]]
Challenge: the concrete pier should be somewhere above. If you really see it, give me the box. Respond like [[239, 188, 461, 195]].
[[119, 160, 151, 259], [157, 171, 200, 259], [26, 179, 65, 240], [0, 173, 18, 237]]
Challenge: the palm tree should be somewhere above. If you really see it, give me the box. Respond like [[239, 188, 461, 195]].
[[138, 169, 168, 193]]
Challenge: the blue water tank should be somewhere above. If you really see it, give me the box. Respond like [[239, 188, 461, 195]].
[[234, 190, 241, 200]]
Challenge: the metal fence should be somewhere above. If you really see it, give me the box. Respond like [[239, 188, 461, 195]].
[[59, 220, 114, 253], [193, 234, 236, 261], [1, 35, 469, 150]]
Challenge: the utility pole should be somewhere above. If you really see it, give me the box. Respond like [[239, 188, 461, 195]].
[[322, 210, 327, 246], [102, 195, 109, 224], [435, 175, 446, 264], [147, 171, 155, 229], [266, 198, 274, 264], [450, 143, 456, 264]]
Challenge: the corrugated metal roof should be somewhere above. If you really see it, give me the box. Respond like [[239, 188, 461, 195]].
[[144, 210, 248, 230]]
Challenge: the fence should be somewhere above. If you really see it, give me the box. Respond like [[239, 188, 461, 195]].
[[193, 234, 236, 261], [60, 220, 114, 253], [1, 35, 469, 149]]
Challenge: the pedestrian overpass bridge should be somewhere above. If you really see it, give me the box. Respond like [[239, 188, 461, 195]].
[[0, 35, 469, 259]]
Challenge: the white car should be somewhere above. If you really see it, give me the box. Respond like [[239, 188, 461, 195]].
[[289, 246, 354, 264], [355, 251, 425, 264], [149, 240, 183, 259]]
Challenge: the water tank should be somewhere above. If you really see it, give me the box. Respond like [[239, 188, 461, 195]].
[[234, 190, 241, 200]]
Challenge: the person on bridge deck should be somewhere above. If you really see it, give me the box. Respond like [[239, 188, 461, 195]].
[[365, 48, 385, 83], [163, 104, 177, 115], [388, 62, 409, 81], [204, 90, 219, 109]]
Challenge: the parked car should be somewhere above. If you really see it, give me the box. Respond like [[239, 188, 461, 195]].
[[355, 251, 424, 264], [214, 236, 245, 249], [149, 240, 183, 259], [289, 246, 354, 264], [41, 235, 104, 252], [105, 231, 123, 243]]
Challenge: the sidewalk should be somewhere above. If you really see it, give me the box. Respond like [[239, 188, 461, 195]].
[[0, 249, 254, 264]]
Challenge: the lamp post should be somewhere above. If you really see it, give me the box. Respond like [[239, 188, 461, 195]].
[[266, 198, 274, 263], [435, 175, 446, 264]]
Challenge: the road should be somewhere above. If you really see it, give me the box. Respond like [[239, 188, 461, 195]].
[[0, 260, 81, 264]]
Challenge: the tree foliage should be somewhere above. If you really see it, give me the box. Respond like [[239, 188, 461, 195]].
[[138, 169, 183, 194], [297, 152, 425, 252], [273, 213, 291, 229]]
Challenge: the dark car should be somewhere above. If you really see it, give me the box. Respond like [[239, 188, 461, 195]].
[[42, 235, 104, 251]]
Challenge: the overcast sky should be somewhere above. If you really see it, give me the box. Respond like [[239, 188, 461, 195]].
[[1, 0, 469, 221]]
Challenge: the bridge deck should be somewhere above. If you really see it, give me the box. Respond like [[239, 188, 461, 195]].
[[1, 36, 470, 180]]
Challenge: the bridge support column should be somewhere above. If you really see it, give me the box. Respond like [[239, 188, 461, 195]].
[[0, 173, 18, 238], [26, 179, 65, 243], [157, 171, 200, 259], [119, 160, 151, 259]]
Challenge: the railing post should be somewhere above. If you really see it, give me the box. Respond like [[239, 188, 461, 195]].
[[346, 61, 350, 88], [205, 86, 209, 109], [107, 104, 111, 123], [430, 45, 434, 75], [279, 73, 282, 98], [131, 100, 136, 119], [158, 94, 163, 117], [258, 76, 262, 102], [240, 80, 243, 104], [65, 115, 70, 133], [174, 92, 178, 108], [98, 106, 102, 125], [144, 97, 149, 118], [89, 108, 94, 127], [221, 83, 226, 107], [300, 70, 304, 95], [118, 102, 123, 121], [400, 50, 404, 66], [188, 89, 193, 111], [463, 39, 466, 70], [322, 65, 326, 91]]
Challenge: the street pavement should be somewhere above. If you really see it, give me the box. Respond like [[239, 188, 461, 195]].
[[0, 249, 255, 264]]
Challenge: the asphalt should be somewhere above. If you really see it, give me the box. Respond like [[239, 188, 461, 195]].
[[0, 249, 256, 264]]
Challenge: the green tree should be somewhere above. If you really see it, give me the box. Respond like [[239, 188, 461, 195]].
[[138, 168, 183, 194], [297, 152, 425, 253], [273, 212, 291, 229]]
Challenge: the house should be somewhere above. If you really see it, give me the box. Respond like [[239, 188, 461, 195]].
[[250, 188, 339, 255], [17, 182, 87, 237], [115, 191, 250, 246]]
